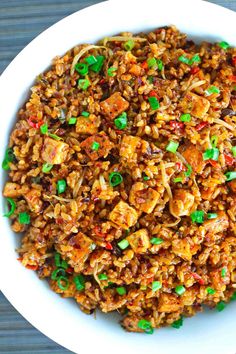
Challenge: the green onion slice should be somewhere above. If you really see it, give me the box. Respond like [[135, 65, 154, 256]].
[[109, 172, 123, 187], [42, 163, 53, 173], [147, 57, 157, 68], [78, 79, 90, 90], [137, 319, 154, 334], [114, 112, 127, 130], [40, 123, 48, 134], [85, 55, 97, 66], [218, 41, 230, 50], [107, 67, 117, 77], [184, 164, 192, 177], [171, 317, 183, 329], [157, 59, 163, 70], [225, 171, 236, 181], [68, 117, 77, 125], [205, 86, 220, 96], [57, 179, 67, 194], [148, 96, 160, 110], [180, 113, 191, 122], [174, 177, 183, 183], [231, 146, 236, 157], [216, 301, 226, 312], [3, 198, 16, 217], [81, 111, 90, 117], [190, 210, 204, 224], [203, 148, 219, 161], [75, 62, 89, 76], [207, 213, 217, 219], [51, 268, 66, 280], [175, 285, 186, 296], [57, 276, 69, 291], [90, 55, 105, 73], [18, 212, 30, 225], [118, 239, 129, 250], [221, 268, 227, 278], [91, 141, 100, 151], [116, 286, 126, 295], [150, 237, 163, 245], [210, 135, 218, 148], [124, 40, 135, 51], [166, 140, 179, 153], [152, 281, 162, 292], [206, 287, 216, 295], [98, 273, 108, 280], [74, 274, 85, 291]]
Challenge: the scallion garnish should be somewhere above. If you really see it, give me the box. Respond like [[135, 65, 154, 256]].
[[216, 301, 226, 312], [75, 62, 89, 76], [180, 113, 191, 122], [48, 133, 63, 141], [18, 211, 30, 225], [57, 179, 67, 194], [206, 287, 216, 295], [157, 59, 163, 70], [232, 146, 236, 157], [91, 141, 100, 151], [42, 163, 53, 173], [147, 57, 156, 68], [166, 140, 179, 154], [90, 55, 105, 73], [207, 213, 217, 219], [152, 281, 162, 292], [210, 135, 218, 148], [189, 54, 201, 65], [124, 40, 135, 51], [221, 268, 227, 278], [57, 276, 69, 291], [143, 174, 150, 181], [116, 286, 126, 295], [203, 148, 219, 161], [98, 273, 108, 280], [174, 177, 183, 183], [225, 171, 236, 181], [118, 239, 129, 250], [74, 274, 85, 291], [138, 319, 154, 334], [81, 111, 90, 117], [68, 117, 77, 125], [109, 172, 123, 187], [185, 164, 192, 177], [178, 55, 190, 64], [2, 147, 14, 170], [40, 123, 48, 134], [51, 268, 66, 280], [107, 67, 117, 77], [190, 210, 204, 224], [148, 96, 160, 110], [3, 198, 16, 217], [78, 79, 90, 90], [85, 55, 97, 66], [150, 237, 163, 245], [171, 317, 183, 329], [114, 112, 127, 130], [218, 41, 230, 50], [205, 86, 220, 96]]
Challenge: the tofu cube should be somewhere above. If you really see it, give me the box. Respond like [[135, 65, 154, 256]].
[[129, 182, 160, 214], [120, 135, 142, 164], [76, 114, 101, 135], [170, 189, 194, 217], [180, 92, 210, 118], [109, 201, 138, 229], [3, 182, 22, 198], [100, 92, 129, 120], [24, 189, 42, 213], [126, 228, 150, 254], [66, 232, 93, 270], [181, 143, 205, 174], [80, 133, 114, 161], [172, 238, 193, 261], [203, 211, 229, 234], [42, 137, 69, 164]]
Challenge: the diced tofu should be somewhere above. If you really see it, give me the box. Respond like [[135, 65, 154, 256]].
[[181, 143, 205, 174], [129, 64, 142, 76], [120, 135, 142, 164], [24, 189, 42, 213], [129, 182, 160, 214], [201, 187, 215, 200], [181, 288, 197, 306], [229, 180, 236, 193], [3, 182, 22, 198], [158, 293, 182, 312], [169, 189, 194, 217], [42, 137, 69, 164], [126, 228, 150, 254], [100, 92, 129, 120], [76, 114, 101, 135], [80, 133, 114, 161], [203, 211, 229, 234], [180, 92, 210, 118], [172, 238, 193, 261], [109, 201, 138, 229], [64, 232, 93, 271]]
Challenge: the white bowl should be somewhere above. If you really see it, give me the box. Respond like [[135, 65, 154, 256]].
[[1, 0, 236, 353]]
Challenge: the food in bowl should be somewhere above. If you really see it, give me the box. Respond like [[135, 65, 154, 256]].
[[2, 25, 236, 333]]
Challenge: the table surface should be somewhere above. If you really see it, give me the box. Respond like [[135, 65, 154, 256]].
[[0, 0, 235, 353]]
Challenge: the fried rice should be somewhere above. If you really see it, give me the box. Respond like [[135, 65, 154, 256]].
[[2, 25, 236, 333]]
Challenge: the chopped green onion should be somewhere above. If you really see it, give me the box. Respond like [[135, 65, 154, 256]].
[[190, 210, 204, 224], [147, 57, 157, 68], [91, 141, 100, 151], [116, 286, 126, 295], [3, 198, 16, 217], [148, 96, 160, 110], [166, 140, 179, 153], [218, 41, 230, 50], [51, 268, 66, 280], [124, 40, 135, 51], [231, 292, 236, 301], [180, 113, 191, 122], [109, 172, 123, 187], [143, 174, 150, 181], [107, 67, 117, 77], [152, 281, 162, 292], [210, 135, 218, 148], [40, 123, 48, 134], [171, 317, 183, 329], [42, 163, 53, 173], [189, 54, 201, 65], [90, 55, 105, 73], [178, 55, 190, 64], [57, 179, 67, 194], [81, 111, 90, 117], [231, 146, 236, 157], [225, 171, 236, 181], [174, 177, 183, 183], [147, 76, 154, 84], [184, 164, 192, 177], [18, 212, 30, 225], [2, 159, 10, 170], [75, 62, 89, 76], [57, 276, 69, 291], [48, 133, 62, 141], [137, 319, 154, 334], [118, 239, 129, 250], [150, 237, 163, 245], [203, 148, 219, 161], [74, 274, 85, 291], [98, 273, 108, 280], [54, 253, 68, 269], [207, 213, 218, 219], [85, 55, 97, 66], [68, 117, 77, 125], [2, 148, 14, 170], [114, 112, 127, 130], [206, 287, 216, 295], [221, 268, 227, 278], [205, 86, 220, 96], [157, 59, 163, 70], [175, 285, 186, 296], [216, 301, 226, 312], [78, 79, 90, 90]]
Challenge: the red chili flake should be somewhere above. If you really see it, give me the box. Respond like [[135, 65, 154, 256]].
[[147, 276, 154, 284], [170, 120, 185, 130], [208, 159, 219, 168], [149, 90, 159, 99], [93, 197, 100, 203], [232, 56, 236, 66], [27, 116, 43, 129], [26, 264, 38, 271], [56, 217, 64, 225], [176, 162, 187, 171], [94, 225, 106, 238], [141, 61, 148, 70], [99, 78, 106, 84], [105, 242, 113, 250], [224, 153, 235, 166], [191, 272, 205, 285], [229, 75, 236, 82], [195, 121, 209, 131], [17, 257, 23, 262], [66, 267, 74, 274], [190, 66, 200, 75]]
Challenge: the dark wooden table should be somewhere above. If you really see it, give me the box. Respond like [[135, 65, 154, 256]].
[[0, 0, 235, 353]]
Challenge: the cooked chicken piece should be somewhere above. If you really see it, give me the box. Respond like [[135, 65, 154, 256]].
[[80, 133, 114, 161], [181, 143, 205, 174], [180, 92, 210, 118], [109, 201, 138, 229], [203, 211, 229, 234], [120, 135, 142, 164], [24, 189, 42, 213], [229, 180, 236, 193], [158, 293, 183, 312], [126, 229, 150, 254], [3, 182, 22, 198], [129, 182, 160, 214], [172, 238, 193, 261], [41, 137, 69, 164], [75, 114, 101, 135], [100, 92, 129, 120], [170, 189, 194, 216]]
